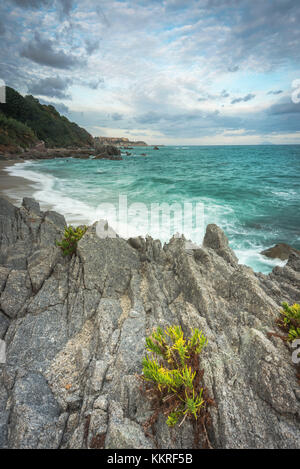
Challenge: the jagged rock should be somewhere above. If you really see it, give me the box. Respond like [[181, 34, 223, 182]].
[[0, 312, 9, 339], [0, 197, 299, 449], [261, 243, 300, 261], [0, 270, 31, 318], [94, 144, 122, 160], [128, 237, 144, 250], [203, 223, 238, 266], [27, 247, 60, 293], [22, 198, 42, 217]]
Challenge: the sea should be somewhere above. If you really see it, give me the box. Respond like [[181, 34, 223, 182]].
[[4, 145, 300, 274]]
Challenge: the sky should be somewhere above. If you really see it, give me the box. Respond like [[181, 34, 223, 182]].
[[0, 0, 300, 144]]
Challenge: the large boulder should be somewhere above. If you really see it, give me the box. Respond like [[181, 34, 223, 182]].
[[261, 243, 300, 261], [94, 144, 122, 160]]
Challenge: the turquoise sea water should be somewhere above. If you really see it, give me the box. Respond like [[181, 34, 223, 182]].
[[6, 145, 300, 273]]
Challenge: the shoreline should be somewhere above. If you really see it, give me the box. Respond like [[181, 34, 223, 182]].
[[0, 158, 291, 275], [0, 160, 37, 206]]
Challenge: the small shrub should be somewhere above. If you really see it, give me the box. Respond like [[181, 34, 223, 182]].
[[141, 325, 210, 428], [280, 302, 300, 341], [56, 225, 87, 256]]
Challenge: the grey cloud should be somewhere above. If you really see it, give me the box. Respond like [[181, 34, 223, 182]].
[[268, 101, 300, 115], [59, 0, 73, 17], [111, 113, 123, 121], [39, 99, 69, 115], [221, 89, 230, 98], [198, 90, 229, 102], [267, 90, 283, 95], [28, 76, 72, 99], [68, 99, 300, 140], [231, 93, 255, 104], [20, 33, 82, 69], [11, 0, 73, 17], [164, 0, 190, 11], [95, 4, 111, 27], [0, 20, 5, 36], [136, 111, 162, 125], [11, 0, 51, 7], [78, 78, 104, 90], [225, 1, 300, 70], [135, 109, 220, 127], [228, 65, 239, 72], [87, 79, 104, 90], [85, 38, 99, 55]]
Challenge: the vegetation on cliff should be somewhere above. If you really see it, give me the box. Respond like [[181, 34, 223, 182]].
[[141, 325, 214, 446], [0, 112, 38, 149], [278, 302, 300, 341], [0, 87, 93, 149], [56, 225, 87, 256]]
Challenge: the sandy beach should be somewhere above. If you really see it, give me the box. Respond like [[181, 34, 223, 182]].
[[0, 160, 37, 206]]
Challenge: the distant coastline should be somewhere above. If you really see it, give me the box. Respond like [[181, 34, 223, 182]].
[[94, 136, 148, 147]]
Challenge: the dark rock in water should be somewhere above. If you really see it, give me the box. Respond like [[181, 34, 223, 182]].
[[153, 146, 159, 150], [141, 153, 147, 156], [95, 144, 121, 156], [94, 144, 122, 160], [94, 154, 122, 161], [0, 197, 299, 448], [72, 154, 90, 159], [261, 243, 300, 261]]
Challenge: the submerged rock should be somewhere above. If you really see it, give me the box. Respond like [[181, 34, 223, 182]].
[[261, 243, 300, 261], [0, 196, 299, 449]]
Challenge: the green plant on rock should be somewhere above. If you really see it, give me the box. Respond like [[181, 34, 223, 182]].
[[141, 325, 209, 428], [56, 225, 87, 256], [280, 302, 300, 341]]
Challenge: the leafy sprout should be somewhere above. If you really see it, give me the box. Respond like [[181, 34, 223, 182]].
[[141, 325, 208, 427], [56, 225, 87, 256], [280, 302, 300, 341]]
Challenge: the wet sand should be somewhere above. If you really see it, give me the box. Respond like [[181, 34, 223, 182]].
[[0, 160, 37, 206]]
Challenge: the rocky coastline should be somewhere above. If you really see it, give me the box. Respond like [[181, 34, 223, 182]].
[[0, 197, 299, 449], [0, 141, 123, 162]]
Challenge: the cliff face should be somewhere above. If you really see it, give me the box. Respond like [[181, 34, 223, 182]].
[[0, 197, 299, 449]]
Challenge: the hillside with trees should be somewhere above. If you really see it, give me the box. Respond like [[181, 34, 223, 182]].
[[0, 87, 93, 151]]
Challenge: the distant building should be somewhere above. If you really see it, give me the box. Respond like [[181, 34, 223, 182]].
[[94, 136, 147, 147]]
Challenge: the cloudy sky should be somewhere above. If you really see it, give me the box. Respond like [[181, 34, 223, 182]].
[[1, 0, 300, 144]]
